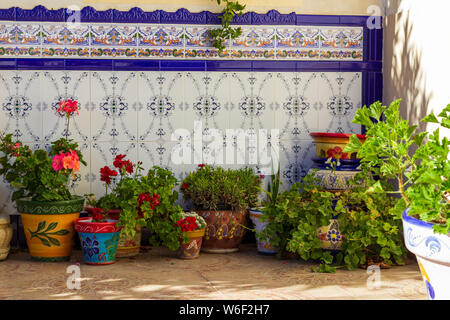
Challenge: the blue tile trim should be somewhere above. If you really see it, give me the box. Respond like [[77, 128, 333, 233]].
[[0, 6, 373, 26], [0, 59, 383, 73]]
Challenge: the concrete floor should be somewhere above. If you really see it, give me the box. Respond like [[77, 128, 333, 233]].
[[0, 244, 427, 300]]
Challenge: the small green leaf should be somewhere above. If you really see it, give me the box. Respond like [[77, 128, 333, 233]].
[[421, 113, 439, 123]]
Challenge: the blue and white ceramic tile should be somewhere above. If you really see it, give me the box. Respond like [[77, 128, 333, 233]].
[[0, 70, 362, 214], [319, 27, 363, 60], [274, 72, 318, 140], [0, 71, 42, 143], [230, 26, 276, 59], [316, 72, 362, 134], [41, 71, 90, 143], [90, 71, 138, 143], [137, 71, 186, 142]]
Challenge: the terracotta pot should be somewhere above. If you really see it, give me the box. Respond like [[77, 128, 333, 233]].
[[0, 217, 13, 261], [178, 228, 205, 259], [195, 209, 248, 253], [75, 217, 121, 265], [310, 132, 366, 160], [16, 196, 84, 262]]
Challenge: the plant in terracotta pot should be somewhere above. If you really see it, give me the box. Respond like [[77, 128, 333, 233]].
[[0, 100, 85, 262], [75, 208, 121, 265], [175, 212, 207, 259], [87, 154, 143, 257], [181, 164, 261, 253], [344, 99, 449, 299]]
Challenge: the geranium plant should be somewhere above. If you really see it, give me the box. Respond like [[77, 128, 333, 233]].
[[0, 99, 85, 201], [344, 100, 450, 233], [181, 164, 261, 210], [176, 212, 207, 233]]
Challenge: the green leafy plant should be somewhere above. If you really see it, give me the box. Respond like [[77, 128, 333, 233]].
[[0, 99, 85, 202], [181, 164, 261, 211], [209, 0, 246, 52], [344, 100, 450, 234], [0, 134, 80, 202], [259, 168, 406, 273]]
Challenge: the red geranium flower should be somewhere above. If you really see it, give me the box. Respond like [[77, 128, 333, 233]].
[[113, 154, 127, 168], [326, 146, 348, 160], [100, 166, 118, 185], [91, 208, 106, 222], [57, 99, 79, 116], [176, 217, 198, 232], [182, 182, 188, 190], [259, 174, 265, 179], [198, 164, 205, 168]]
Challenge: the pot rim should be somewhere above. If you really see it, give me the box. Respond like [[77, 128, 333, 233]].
[[17, 195, 85, 206], [310, 132, 366, 139], [75, 217, 121, 233], [402, 208, 436, 229]]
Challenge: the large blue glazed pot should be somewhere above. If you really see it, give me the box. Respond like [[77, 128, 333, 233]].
[[75, 217, 121, 265], [402, 209, 450, 300]]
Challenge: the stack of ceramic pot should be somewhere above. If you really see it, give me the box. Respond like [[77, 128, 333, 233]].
[[309, 132, 366, 251]]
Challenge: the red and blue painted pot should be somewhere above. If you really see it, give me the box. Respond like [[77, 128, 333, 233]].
[[75, 217, 121, 265]]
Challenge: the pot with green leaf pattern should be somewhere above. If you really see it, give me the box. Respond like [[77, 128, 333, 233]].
[[16, 196, 84, 262]]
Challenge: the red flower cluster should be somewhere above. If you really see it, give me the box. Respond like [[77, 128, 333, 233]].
[[100, 166, 118, 185], [175, 217, 198, 232], [137, 192, 161, 211], [182, 182, 188, 190], [113, 154, 133, 174], [57, 99, 79, 116], [259, 174, 265, 179], [91, 208, 106, 222], [198, 163, 205, 168], [9, 142, 21, 157]]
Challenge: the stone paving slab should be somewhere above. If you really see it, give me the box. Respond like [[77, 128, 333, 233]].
[[0, 244, 427, 300]]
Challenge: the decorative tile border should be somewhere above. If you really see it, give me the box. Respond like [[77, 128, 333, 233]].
[[0, 22, 363, 61], [0, 7, 369, 61]]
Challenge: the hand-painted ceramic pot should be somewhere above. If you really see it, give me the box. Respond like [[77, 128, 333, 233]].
[[248, 208, 277, 255], [75, 217, 121, 265], [178, 228, 205, 259], [16, 196, 84, 262], [88, 208, 142, 258], [311, 157, 361, 171], [308, 169, 360, 192], [402, 209, 450, 300], [317, 218, 343, 251], [195, 209, 248, 253], [310, 133, 366, 160], [0, 217, 13, 261]]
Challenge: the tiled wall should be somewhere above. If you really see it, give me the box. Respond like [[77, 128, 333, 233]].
[[0, 22, 363, 60], [0, 70, 362, 214], [0, 7, 378, 215]]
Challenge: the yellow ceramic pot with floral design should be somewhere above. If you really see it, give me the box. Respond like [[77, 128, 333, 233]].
[[16, 196, 84, 262], [178, 228, 205, 259]]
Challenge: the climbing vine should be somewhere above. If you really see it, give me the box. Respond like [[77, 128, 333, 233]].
[[209, 0, 246, 52]]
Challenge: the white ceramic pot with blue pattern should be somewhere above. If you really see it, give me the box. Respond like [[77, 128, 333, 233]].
[[249, 208, 278, 255], [402, 208, 450, 300]]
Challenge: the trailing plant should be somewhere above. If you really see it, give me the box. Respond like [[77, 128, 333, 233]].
[[344, 100, 450, 234], [181, 164, 261, 211], [0, 99, 84, 202], [209, 0, 246, 52]]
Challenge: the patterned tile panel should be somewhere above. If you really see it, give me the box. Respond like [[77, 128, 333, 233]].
[[0, 21, 363, 61], [0, 70, 362, 214]]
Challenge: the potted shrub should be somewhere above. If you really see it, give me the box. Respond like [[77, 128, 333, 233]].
[[181, 164, 261, 253], [250, 167, 280, 255], [344, 100, 449, 299], [75, 208, 121, 265], [175, 211, 207, 259], [0, 100, 86, 262]]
